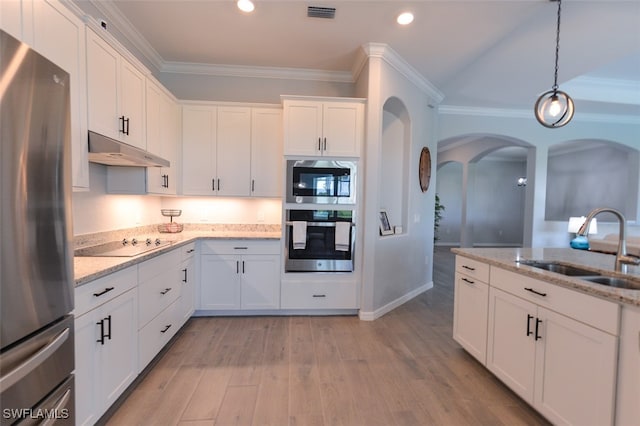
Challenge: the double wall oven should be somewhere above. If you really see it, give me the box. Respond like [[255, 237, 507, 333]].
[[285, 160, 357, 273]]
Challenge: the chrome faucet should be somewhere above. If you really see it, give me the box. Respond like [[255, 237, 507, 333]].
[[577, 207, 640, 273]]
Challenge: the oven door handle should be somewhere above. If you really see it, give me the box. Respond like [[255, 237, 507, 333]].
[[286, 221, 355, 228]]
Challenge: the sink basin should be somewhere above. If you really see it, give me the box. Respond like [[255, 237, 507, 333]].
[[581, 276, 640, 290], [517, 260, 601, 277]]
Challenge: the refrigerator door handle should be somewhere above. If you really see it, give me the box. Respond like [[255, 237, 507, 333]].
[[0, 327, 70, 392]]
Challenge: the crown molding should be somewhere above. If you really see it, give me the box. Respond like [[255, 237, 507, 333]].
[[564, 76, 640, 105], [88, 0, 164, 72], [161, 61, 353, 82], [438, 105, 640, 125], [359, 43, 445, 103]]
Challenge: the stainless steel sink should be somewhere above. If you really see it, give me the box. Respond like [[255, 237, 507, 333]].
[[581, 276, 640, 290], [516, 260, 601, 277]]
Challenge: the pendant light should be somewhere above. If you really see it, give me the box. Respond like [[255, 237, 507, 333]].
[[535, 0, 574, 128]]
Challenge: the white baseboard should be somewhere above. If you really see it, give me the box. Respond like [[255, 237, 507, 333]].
[[358, 281, 433, 321]]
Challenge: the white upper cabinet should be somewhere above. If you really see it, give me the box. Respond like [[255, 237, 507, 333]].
[[86, 28, 146, 150], [32, 0, 89, 190], [182, 105, 217, 195], [216, 106, 252, 196], [250, 108, 283, 197], [181, 104, 282, 197], [0, 0, 26, 41], [146, 80, 178, 195], [282, 97, 364, 157]]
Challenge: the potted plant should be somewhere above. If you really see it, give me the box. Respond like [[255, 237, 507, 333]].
[[434, 193, 445, 241]]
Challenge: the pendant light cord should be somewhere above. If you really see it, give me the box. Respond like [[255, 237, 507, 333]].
[[552, 0, 562, 91]]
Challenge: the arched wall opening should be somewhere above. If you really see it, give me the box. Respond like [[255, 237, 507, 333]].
[[436, 134, 533, 247], [380, 96, 411, 233]]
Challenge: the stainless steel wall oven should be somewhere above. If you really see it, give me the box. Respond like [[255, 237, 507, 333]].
[[286, 159, 357, 205], [285, 209, 355, 272]]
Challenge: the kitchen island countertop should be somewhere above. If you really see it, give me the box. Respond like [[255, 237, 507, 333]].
[[74, 230, 281, 287], [452, 247, 640, 307]]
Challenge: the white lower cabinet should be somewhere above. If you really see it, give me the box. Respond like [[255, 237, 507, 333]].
[[137, 249, 182, 371], [199, 240, 280, 311], [452, 256, 490, 364], [616, 305, 640, 426], [486, 267, 619, 426], [280, 279, 358, 309], [74, 267, 138, 426], [178, 242, 197, 325]]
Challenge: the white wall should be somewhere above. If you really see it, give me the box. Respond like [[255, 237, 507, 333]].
[[72, 164, 282, 236], [359, 53, 439, 318], [72, 164, 162, 235]]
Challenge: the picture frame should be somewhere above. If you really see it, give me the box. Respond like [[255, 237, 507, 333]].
[[379, 210, 393, 236]]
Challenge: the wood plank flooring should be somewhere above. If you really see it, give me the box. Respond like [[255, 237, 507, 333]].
[[104, 247, 549, 426]]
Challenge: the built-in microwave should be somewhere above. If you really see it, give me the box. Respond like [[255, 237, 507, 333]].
[[286, 159, 356, 204]]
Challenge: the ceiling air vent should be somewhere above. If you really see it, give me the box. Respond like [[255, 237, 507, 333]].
[[307, 6, 336, 19]]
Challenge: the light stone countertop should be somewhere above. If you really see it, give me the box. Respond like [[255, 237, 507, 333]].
[[74, 230, 281, 287], [452, 247, 640, 307]]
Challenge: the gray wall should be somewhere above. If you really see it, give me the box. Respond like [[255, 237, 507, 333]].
[[436, 158, 526, 246], [546, 143, 639, 221]]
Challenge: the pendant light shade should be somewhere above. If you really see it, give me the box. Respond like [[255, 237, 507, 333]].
[[535, 88, 574, 128], [535, 0, 574, 128]]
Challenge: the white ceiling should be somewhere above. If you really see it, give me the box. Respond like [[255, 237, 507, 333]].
[[80, 0, 640, 116]]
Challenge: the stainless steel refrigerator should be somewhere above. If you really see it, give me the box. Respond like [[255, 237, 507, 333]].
[[0, 30, 75, 425]]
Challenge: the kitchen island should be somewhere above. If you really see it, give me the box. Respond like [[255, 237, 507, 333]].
[[452, 247, 640, 426], [452, 247, 640, 306]]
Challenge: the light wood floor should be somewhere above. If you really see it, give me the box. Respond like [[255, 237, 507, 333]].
[[104, 247, 549, 426]]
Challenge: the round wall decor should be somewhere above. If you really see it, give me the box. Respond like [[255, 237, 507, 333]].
[[419, 147, 431, 193]]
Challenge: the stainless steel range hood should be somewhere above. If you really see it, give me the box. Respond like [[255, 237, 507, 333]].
[[88, 131, 170, 167]]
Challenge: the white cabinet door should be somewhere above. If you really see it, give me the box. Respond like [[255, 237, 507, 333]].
[[0, 0, 24, 41], [617, 305, 640, 426], [535, 307, 617, 426], [216, 106, 251, 196], [32, 0, 89, 190], [119, 59, 146, 149], [86, 28, 146, 149], [75, 288, 138, 426], [86, 30, 120, 141], [322, 102, 363, 157], [75, 307, 101, 426], [241, 254, 280, 309], [487, 287, 537, 404], [200, 254, 241, 309], [182, 105, 217, 195], [453, 272, 489, 364], [283, 101, 323, 156], [99, 288, 139, 410], [178, 255, 196, 326], [250, 108, 283, 197], [283, 98, 364, 157], [146, 81, 177, 194]]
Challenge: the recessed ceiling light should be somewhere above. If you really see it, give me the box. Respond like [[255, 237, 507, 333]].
[[397, 12, 414, 25], [237, 0, 255, 13]]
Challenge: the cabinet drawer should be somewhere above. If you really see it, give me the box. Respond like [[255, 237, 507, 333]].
[[456, 256, 490, 283], [138, 249, 181, 283], [138, 299, 180, 372], [75, 266, 137, 317], [180, 242, 197, 260], [138, 267, 180, 329], [491, 267, 619, 335], [281, 280, 358, 309], [200, 239, 280, 255]]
